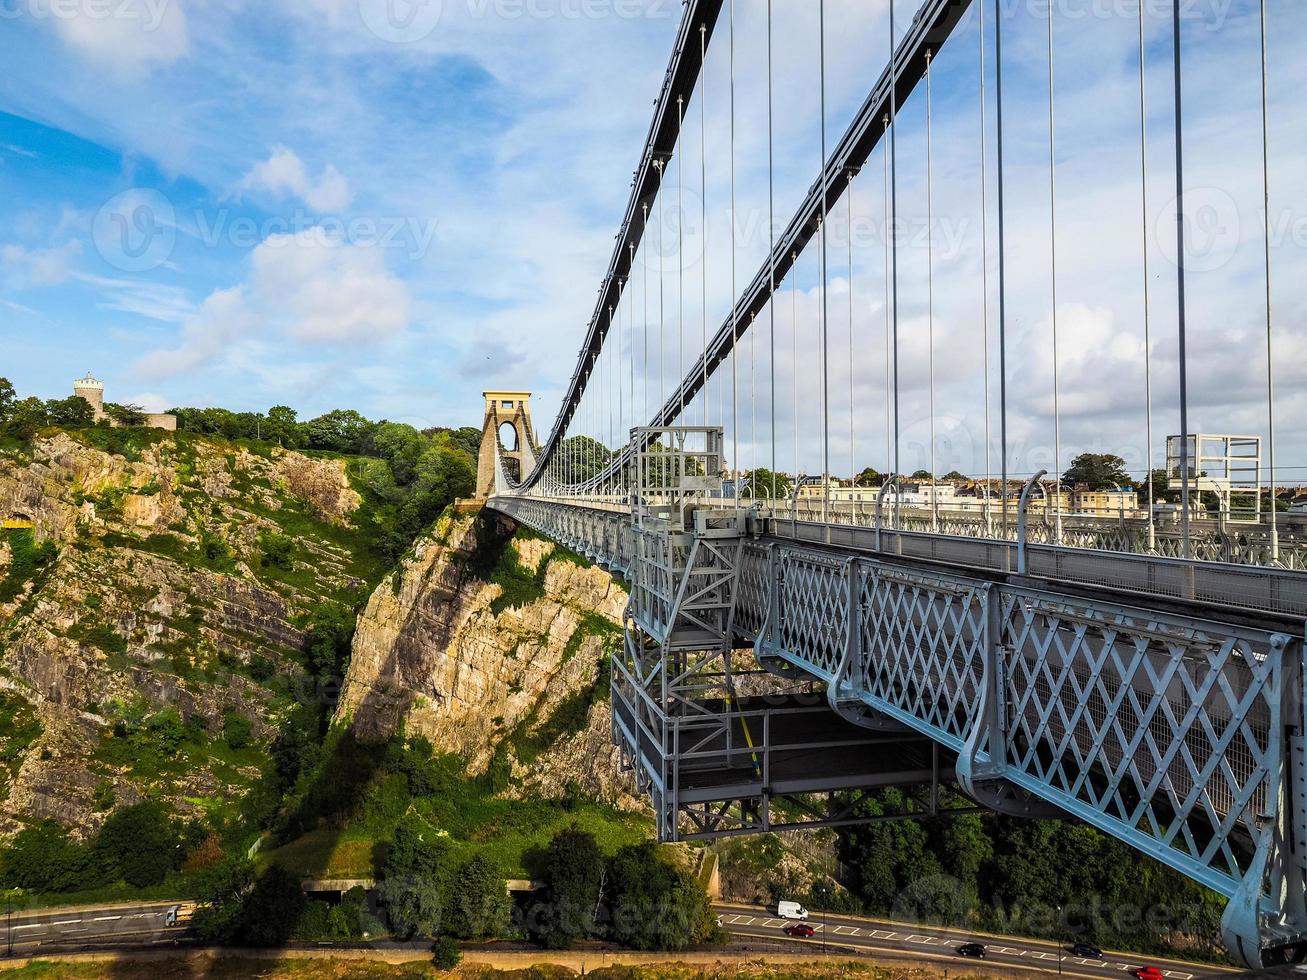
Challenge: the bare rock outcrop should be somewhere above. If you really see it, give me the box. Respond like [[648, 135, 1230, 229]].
[[338, 511, 640, 810]]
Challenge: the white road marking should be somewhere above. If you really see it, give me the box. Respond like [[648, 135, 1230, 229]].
[[51, 920, 79, 927], [92, 915, 122, 922], [833, 926, 857, 935], [12, 925, 42, 932], [907, 935, 931, 943]]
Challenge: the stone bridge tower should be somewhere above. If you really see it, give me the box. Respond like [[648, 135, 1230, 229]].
[[476, 391, 536, 498]]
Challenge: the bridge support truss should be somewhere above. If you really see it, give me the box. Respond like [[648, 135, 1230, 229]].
[[606, 428, 967, 841]]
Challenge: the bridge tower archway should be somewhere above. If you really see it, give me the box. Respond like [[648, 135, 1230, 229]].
[[476, 391, 536, 498]]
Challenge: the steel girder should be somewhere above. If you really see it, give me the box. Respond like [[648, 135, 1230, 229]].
[[485, 494, 1307, 966]]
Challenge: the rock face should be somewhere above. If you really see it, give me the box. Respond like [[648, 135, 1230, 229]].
[[337, 511, 641, 810], [0, 431, 370, 836]]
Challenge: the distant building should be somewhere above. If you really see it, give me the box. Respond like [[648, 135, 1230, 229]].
[[71, 373, 176, 431], [1069, 488, 1139, 517]]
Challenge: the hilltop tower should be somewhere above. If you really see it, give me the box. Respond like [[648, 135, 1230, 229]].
[[476, 391, 536, 498], [72, 373, 106, 421]]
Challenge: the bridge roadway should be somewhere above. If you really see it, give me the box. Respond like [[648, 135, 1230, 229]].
[[488, 491, 1307, 966]]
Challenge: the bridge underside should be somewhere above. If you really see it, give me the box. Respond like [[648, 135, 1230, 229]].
[[489, 490, 1307, 968]]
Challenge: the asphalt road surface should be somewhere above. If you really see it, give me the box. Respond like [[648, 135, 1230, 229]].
[[0, 902, 189, 953], [715, 904, 1234, 980]]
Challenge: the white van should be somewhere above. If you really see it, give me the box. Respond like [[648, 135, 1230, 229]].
[[777, 900, 809, 920]]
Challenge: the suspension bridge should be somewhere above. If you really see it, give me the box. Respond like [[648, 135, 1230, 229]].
[[475, 0, 1305, 967]]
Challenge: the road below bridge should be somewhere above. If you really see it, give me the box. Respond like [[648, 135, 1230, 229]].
[[715, 904, 1235, 980]]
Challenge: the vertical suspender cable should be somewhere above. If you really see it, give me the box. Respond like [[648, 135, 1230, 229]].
[[995, 0, 1010, 536], [927, 47, 938, 532], [889, 0, 900, 480], [792, 253, 799, 496], [642, 203, 650, 425], [1047, 1, 1063, 544], [1138, 0, 1155, 551], [1171, 0, 1192, 558], [699, 23, 709, 429], [678, 96, 685, 421], [819, 0, 830, 525], [729, 0, 738, 486], [883, 116, 892, 480], [1257, 0, 1278, 562], [768, 0, 777, 502], [657, 161, 666, 425], [979, 0, 993, 534], [629, 245, 636, 441], [751, 311, 757, 496], [847, 172, 856, 524]]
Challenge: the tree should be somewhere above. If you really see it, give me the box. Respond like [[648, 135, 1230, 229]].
[[606, 842, 713, 951], [305, 409, 374, 455], [237, 864, 306, 947], [535, 827, 606, 948], [0, 377, 14, 425], [740, 468, 792, 500], [855, 467, 884, 487], [223, 711, 253, 750], [96, 801, 183, 887], [378, 815, 455, 940], [189, 855, 256, 943], [910, 469, 934, 481], [44, 396, 95, 429], [373, 422, 428, 484], [305, 602, 356, 683], [265, 405, 304, 448], [445, 853, 510, 940], [104, 403, 148, 427], [1061, 453, 1131, 491], [6, 397, 46, 439], [941, 470, 969, 482]]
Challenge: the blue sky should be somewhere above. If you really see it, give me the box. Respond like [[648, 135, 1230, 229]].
[[1, 0, 1304, 484]]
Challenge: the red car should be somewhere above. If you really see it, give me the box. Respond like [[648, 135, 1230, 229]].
[[784, 923, 817, 938], [1134, 968, 1164, 980]]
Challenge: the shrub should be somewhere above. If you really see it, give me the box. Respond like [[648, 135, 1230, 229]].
[[258, 532, 295, 570], [222, 711, 253, 750], [96, 800, 183, 887], [431, 936, 462, 970]]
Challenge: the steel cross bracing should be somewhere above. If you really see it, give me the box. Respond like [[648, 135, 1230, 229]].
[[493, 490, 1307, 966]]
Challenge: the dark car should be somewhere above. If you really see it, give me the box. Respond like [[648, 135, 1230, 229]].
[[784, 923, 816, 938], [958, 942, 986, 958], [1071, 942, 1104, 959]]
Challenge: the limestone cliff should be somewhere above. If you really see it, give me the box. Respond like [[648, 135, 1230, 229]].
[[337, 510, 641, 811], [0, 430, 373, 836]]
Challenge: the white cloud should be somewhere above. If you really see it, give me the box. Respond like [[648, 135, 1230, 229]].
[[48, 0, 189, 75], [133, 230, 412, 379], [1, 241, 82, 288], [240, 147, 352, 213], [119, 391, 172, 413], [135, 286, 255, 378], [250, 232, 410, 343]]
